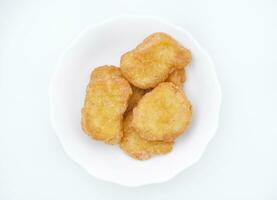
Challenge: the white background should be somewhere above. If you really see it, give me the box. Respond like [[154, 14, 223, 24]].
[[0, 0, 276, 199]]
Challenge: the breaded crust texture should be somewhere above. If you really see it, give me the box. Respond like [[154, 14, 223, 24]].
[[133, 82, 192, 142], [120, 112, 173, 160], [120, 32, 191, 89], [166, 69, 186, 88], [127, 85, 146, 111], [81, 66, 132, 144]]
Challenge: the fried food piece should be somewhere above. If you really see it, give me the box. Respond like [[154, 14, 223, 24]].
[[166, 69, 186, 88], [133, 82, 192, 142], [127, 85, 146, 111], [127, 70, 185, 111], [120, 32, 191, 89], [120, 112, 173, 160], [81, 66, 132, 144]]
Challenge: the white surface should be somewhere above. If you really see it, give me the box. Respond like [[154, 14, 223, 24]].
[[0, 0, 276, 199], [50, 16, 221, 186]]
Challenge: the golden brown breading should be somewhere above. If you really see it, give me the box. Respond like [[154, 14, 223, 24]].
[[120, 32, 191, 89], [120, 111, 173, 160], [81, 66, 132, 144], [133, 82, 192, 142], [126, 70, 185, 108], [127, 85, 146, 111], [166, 69, 186, 88]]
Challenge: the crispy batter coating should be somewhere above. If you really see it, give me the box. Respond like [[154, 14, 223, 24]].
[[120, 112, 173, 160], [127, 85, 146, 111], [166, 69, 186, 88], [133, 82, 192, 142], [81, 66, 132, 144], [120, 32, 191, 89], [126, 70, 185, 108]]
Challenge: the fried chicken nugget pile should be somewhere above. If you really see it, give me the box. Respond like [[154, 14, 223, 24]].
[[120, 32, 191, 89], [81, 66, 132, 144], [133, 82, 192, 142], [81, 32, 192, 160], [120, 111, 173, 160]]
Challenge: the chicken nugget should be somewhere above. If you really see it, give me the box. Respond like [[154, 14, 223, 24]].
[[126, 70, 185, 108], [133, 82, 192, 142], [81, 66, 132, 144], [127, 85, 146, 111], [120, 111, 173, 160], [120, 32, 191, 89], [166, 69, 186, 88]]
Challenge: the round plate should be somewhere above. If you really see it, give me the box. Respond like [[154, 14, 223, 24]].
[[49, 15, 221, 187]]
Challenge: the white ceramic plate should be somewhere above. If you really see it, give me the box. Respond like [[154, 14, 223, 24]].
[[49, 15, 221, 187]]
